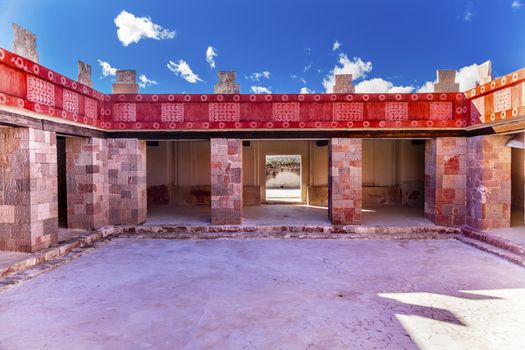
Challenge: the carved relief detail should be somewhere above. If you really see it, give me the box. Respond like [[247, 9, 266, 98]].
[[333, 102, 363, 121], [385, 102, 408, 121], [272, 102, 300, 122], [63, 90, 79, 114], [113, 103, 136, 122], [429, 102, 453, 120], [161, 103, 184, 122], [470, 97, 484, 120], [209, 102, 240, 122], [85, 97, 98, 119], [27, 75, 55, 107], [493, 88, 511, 113]]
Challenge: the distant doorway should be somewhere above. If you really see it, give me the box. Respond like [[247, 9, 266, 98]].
[[265, 155, 301, 203], [56, 136, 68, 228]]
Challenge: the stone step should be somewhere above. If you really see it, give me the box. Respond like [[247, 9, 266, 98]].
[[456, 235, 525, 267]]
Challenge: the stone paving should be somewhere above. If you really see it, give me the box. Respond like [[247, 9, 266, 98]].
[[0, 238, 524, 349]]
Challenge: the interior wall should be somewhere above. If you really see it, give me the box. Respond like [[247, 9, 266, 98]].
[[511, 147, 524, 224], [362, 139, 424, 207], [147, 140, 211, 206]]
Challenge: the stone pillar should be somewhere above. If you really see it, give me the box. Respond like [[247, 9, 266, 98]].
[[434, 70, 460, 92], [12, 23, 38, 62], [424, 137, 467, 226], [112, 70, 139, 94], [477, 60, 493, 85], [333, 74, 355, 93], [66, 137, 108, 230], [214, 71, 240, 94], [0, 128, 57, 252], [466, 135, 512, 231], [328, 138, 362, 225], [211, 139, 242, 225], [78, 61, 93, 87], [107, 139, 147, 225]]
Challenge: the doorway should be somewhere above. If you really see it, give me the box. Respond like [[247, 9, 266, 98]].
[[56, 136, 68, 228], [265, 155, 302, 203]]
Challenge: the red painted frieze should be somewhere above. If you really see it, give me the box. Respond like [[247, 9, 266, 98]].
[[1, 47, 525, 132]]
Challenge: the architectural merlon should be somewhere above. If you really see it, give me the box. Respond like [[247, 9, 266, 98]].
[[12, 23, 38, 63], [477, 60, 493, 86], [333, 74, 355, 93], [434, 69, 459, 92], [112, 69, 139, 94], [78, 60, 93, 87], [214, 71, 240, 94]]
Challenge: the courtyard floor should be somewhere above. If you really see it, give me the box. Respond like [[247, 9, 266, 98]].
[[0, 239, 524, 349]]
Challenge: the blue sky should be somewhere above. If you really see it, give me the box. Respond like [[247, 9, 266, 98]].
[[0, 0, 524, 94]]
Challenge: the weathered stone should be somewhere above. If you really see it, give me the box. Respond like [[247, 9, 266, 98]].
[[425, 137, 467, 226], [211, 138, 242, 224], [328, 138, 362, 224], [333, 74, 355, 93], [12, 23, 38, 62], [112, 70, 139, 93], [477, 60, 493, 85], [77, 61, 93, 87], [434, 70, 459, 92], [214, 71, 240, 94]]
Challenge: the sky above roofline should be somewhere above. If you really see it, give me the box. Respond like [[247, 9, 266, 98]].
[[0, 0, 523, 94]]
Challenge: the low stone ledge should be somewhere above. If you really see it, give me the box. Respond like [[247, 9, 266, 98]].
[[461, 226, 525, 257]]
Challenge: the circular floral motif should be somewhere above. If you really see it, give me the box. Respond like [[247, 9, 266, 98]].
[[455, 107, 463, 115], [330, 94, 337, 101], [379, 95, 386, 101], [119, 123, 125, 129], [395, 94, 402, 101], [426, 120, 433, 127], [411, 121, 418, 127], [105, 122, 112, 128], [83, 117, 88, 123], [455, 93, 463, 100], [480, 86, 486, 93], [17, 98, 25, 107], [15, 57, 24, 68], [490, 113, 496, 121], [250, 121, 257, 128], [299, 121, 306, 128], [47, 71, 54, 80], [315, 121, 322, 128], [33, 64, 39, 74], [345, 94, 353, 101], [426, 93, 434, 100], [379, 121, 386, 127], [218, 122, 225, 128], [440, 93, 447, 101], [0, 93, 6, 104], [135, 95, 143, 102], [34, 103, 41, 112], [200, 95, 208, 102], [184, 95, 191, 102], [61, 110, 67, 118], [512, 73, 519, 82], [217, 95, 224, 102], [265, 95, 273, 102], [169, 123, 177, 129], [104, 109, 111, 116], [362, 95, 370, 101], [411, 94, 418, 101], [48, 107, 54, 115], [249, 95, 256, 102], [346, 121, 353, 128], [82, 86, 88, 94], [135, 122, 142, 129], [490, 81, 496, 89], [119, 94, 126, 101], [283, 122, 290, 128], [233, 95, 240, 102], [501, 77, 507, 86], [168, 95, 175, 102], [73, 114, 78, 121], [282, 95, 289, 101], [153, 122, 160, 129], [501, 111, 506, 119], [0, 49, 5, 60], [512, 108, 518, 117], [266, 122, 274, 128], [72, 82, 77, 90], [455, 120, 463, 127], [152, 95, 159, 102], [363, 121, 370, 127], [235, 122, 241, 128], [331, 121, 338, 128], [60, 76, 66, 85], [186, 122, 194, 128], [104, 95, 111, 102], [314, 95, 321, 101], [298, 95, 305, 101]]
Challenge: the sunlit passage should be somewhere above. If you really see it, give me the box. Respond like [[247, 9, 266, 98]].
[[379, 288, 525, 350], [265, 155, 302, 203]]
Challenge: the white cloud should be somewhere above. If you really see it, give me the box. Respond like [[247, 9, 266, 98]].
[[167, 59, 202, 83], [97, 59, 118, 78], [355, 78, 415, 93], [114, 10, 175, 46], [290, 74, 298, 79], [416, 63, 479, 92], [323, 53, 373, 92], [299, 77, 307, 85], [246, 71, 271, 81], [206, 46, 217, 69], [332, 40, 341, 51], [300, 87, 314, 94], [138, 74, 157, 88], [512, 0, 522, 8], [304, 63, 312, 72], [251, 86, 272, 94], [304, 48, 312, 55], [463, 2, 474, 21]]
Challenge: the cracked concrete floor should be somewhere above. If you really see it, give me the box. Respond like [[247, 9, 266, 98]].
[[1, 239, 525, 350]]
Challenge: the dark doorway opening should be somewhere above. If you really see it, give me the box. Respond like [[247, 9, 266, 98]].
[[56, 136, 68, 228]]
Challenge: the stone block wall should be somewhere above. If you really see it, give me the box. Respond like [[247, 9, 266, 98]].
[[0, 128, 57, 252], [107, 139, 147, 225], [211, 139, 242, 224], [466, 135, 512, 231], [329, 138, 362, 225], [425, 137, 467, 226], [66, 137, 109, 230]]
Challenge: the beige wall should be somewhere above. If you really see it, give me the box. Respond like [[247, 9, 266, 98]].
[[243, 140, 328, 202]]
